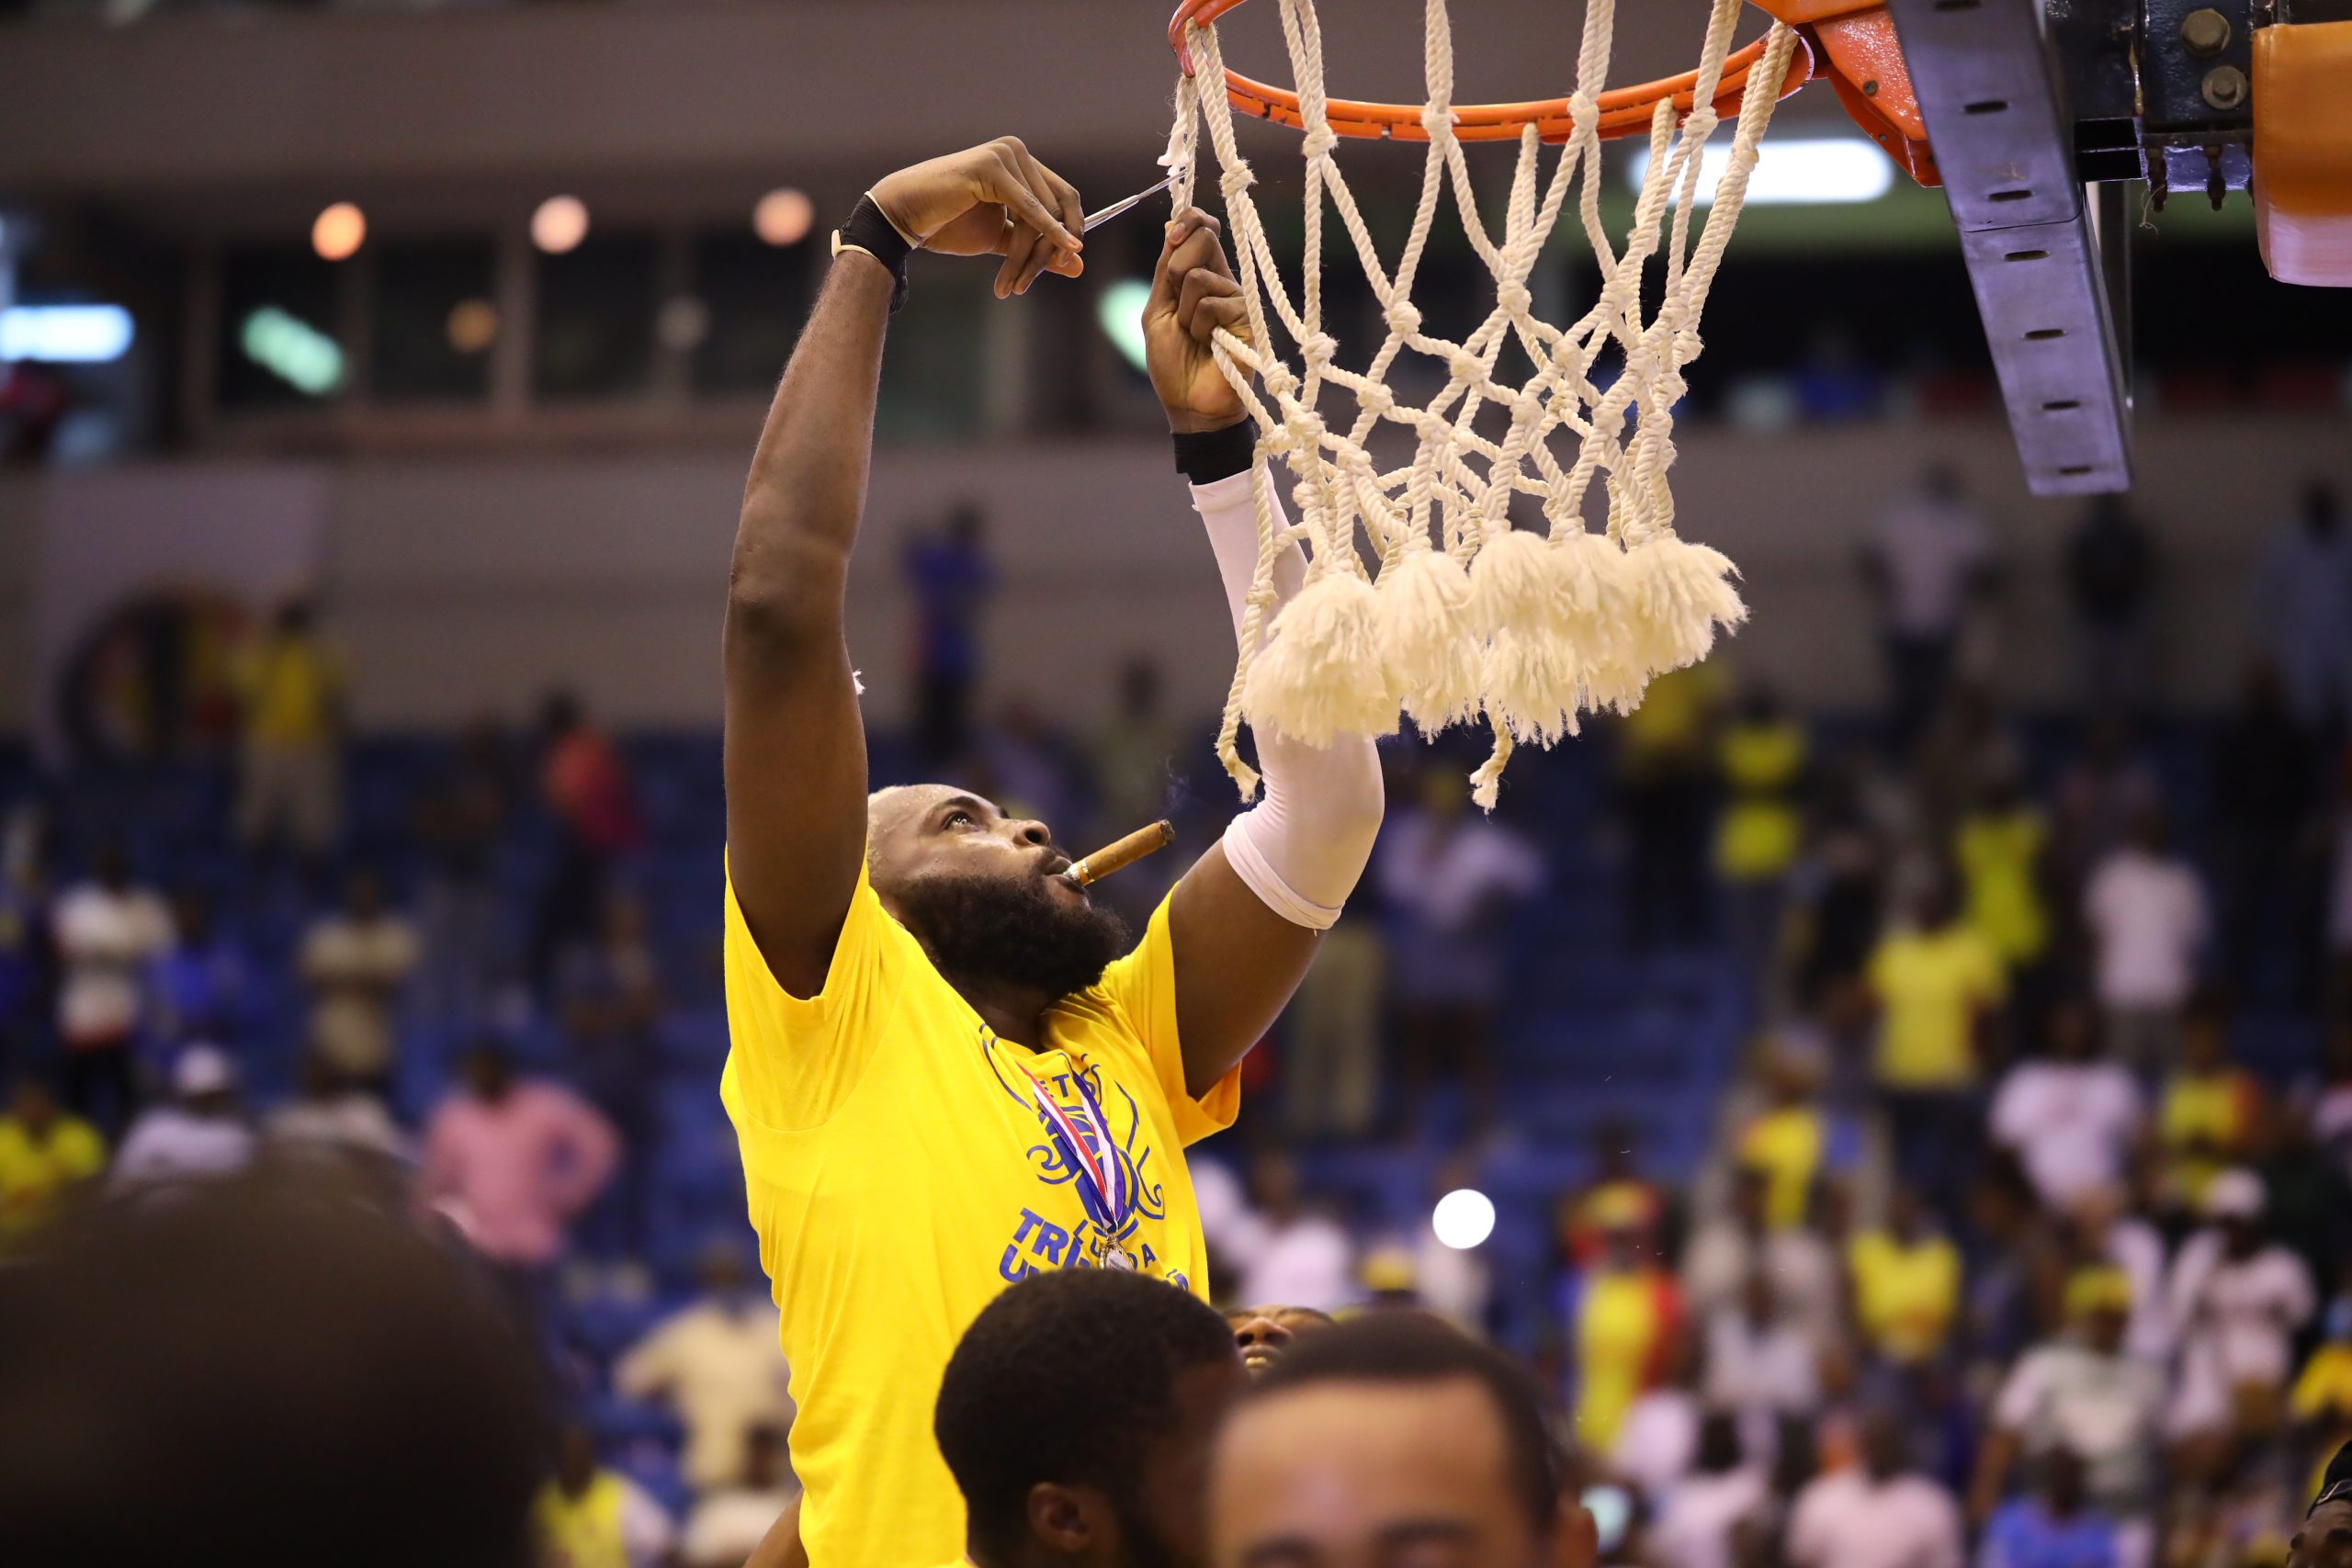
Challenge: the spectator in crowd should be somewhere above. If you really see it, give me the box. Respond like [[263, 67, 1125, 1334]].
[[2065, 493, 2157, 720], [1617, 662, 1724, 954], [902, 501, 995, 768], [1208, 1311, 1590, 1568], [1860, 462, 1996, 751], [264, 1048, 407, 1170], [1786, 1404, 1965, 1568], [152, 888, 247, 1048], [0, 805, 52, 1069], [1222, 1151, 1356, 1314], [2254, 480, 2352, 733], [1980, 1448, 2120, 1568], [298, 867, 421, 1093], [1704, 1271, 1822, 1469], [1714, 682, 1810, 997], [1563, 1120, 1669, 1269], [1735, 1043, 1826, 1233], [1684, 1163, 1841, 1332], [2213, 664, 2319, 1001], [0, 1070, 104, 1248], [1650, 1411, 1773, 1568], [1612, 1336, 1706, 1504], [2064, 1186, 2173, 1366], [532, 1420, 674, 1568], [1282, 909, 1385, 1143], [1568, 1194, 1681, 1449], [2159, 999, 2263, 1210], [232, 594, 346, 868], [2083, 802, 2208, 1081], [1227, 1303, 1335, 1378], [1866, 872, 2005, 1206], [1990, 1001, 2144, 1211], [1955, 763, 2054, 995], [1786, 765, 1889, 1016], [557, 890, 664, 1252], [532, 690, 642, 987], [679, 1424, 799, 1568], [936, 1269, 1241, 1568], [420, 1041, 618, 1275], [413, 717, 514, 1030], [1849, 1185, 1963, 1371], [110, 1043, 255, 1189], [2165, 1169, 2317, 1455], [50, 840, 174, 1134], [1378, 767, 1545, 1133], [1973, 1268, 2164, 1561], [615, 1245, 793, 1495], [2291, 1293, 2352, 1468]]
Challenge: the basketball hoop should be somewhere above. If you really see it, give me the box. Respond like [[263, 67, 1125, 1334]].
[[1162, 0, 1808, 807]]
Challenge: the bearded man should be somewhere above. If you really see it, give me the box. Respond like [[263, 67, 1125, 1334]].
[[719, 139, 1385, 1568]]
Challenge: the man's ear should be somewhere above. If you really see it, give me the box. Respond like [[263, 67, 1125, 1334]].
[[1549, 1495, 1599, 1568], [1027, 1482, 1103, 1553]]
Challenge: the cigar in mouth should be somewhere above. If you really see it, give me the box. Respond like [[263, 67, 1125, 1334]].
[[1060, 820, 1176, 888]]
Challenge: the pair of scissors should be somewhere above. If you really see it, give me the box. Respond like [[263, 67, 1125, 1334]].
[[1082, 171, 1180, 233]]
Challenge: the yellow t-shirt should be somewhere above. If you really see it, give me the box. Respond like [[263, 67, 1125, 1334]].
[[235, 636, 343, 747], [1739, 1107, 1822, 1231], [1867, 926, 2005, 1089], [2292, 1344, 2352, 1421], [1714, 720, 1807, 882], [0, 1114, 106, 1247], [722, 860, 1237, 1568], [1849, 1230, 1961, 1364], [1955, 809, 2049, 965], [1575, 1269, 1668, 1448], [533, 1473, 628, 1568]]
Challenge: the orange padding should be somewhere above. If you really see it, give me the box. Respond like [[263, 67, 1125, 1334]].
[[1169, 0, 1817, 145], [2253, 18, 2352, 287]]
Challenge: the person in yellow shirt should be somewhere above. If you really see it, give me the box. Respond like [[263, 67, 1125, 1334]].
[[1738, 1045, 1826, 1232], [931, 1269, 1242, 1568], [1866, 875, 2005, 1205], [0, 1073, 106, 1248], [1572, 1203, 1680, 1449], [719, 157, 1385, 1568], [1953, 768, 2051, 976], [1847, 1186, 1962, 1368], [232, 595, 345, 863], [2162, 999, 2263, 1210], [1715, 682, 1808, 1000], [532, 1422, 674, 1568]]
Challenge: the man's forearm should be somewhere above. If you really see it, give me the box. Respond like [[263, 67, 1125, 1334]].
[[729, 254, 897, 629]]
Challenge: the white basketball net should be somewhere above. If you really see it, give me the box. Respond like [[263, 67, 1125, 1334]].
[[1165, 0, 1801, 807]]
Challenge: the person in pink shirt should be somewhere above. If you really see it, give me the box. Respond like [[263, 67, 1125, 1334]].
[[421, 1042, 619, 1270]]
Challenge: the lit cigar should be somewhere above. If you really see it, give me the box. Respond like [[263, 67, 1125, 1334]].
[[1061, 820, 1176, 887]]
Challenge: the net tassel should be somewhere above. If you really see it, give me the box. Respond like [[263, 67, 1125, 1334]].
[[1469, 526, 1578, 748], [1242, 570, 1402, 747], [1555, 527, 1645, 716], [1623, 533, 1747, 680], [1374, 545, 1480, 735]]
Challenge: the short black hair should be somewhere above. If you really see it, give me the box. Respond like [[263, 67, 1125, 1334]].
[[935, 1269, 1235, 1555], [1242, 1311, 1560, 1532]]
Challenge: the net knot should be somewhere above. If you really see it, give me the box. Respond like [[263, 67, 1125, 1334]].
[[1418, 103, 1455, 140], [1568, 92, 1600, 134], [1301, 125, 1340, 159], [1219, 161, 1257, 200], [1497, 283, 1533, 316], [1384, 301, 1423, 338], [1300, 333, 1338, 369], [1261, 362, 1300, 401], [1355, 380, 1396, 418], [1446, 346, 1487, 386]]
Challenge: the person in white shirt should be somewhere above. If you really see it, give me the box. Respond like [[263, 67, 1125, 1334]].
[[1220, 1152, 1357, 1313], [2164, 1168, 2316, 1447], [2082, 804, 2208, 1079], [614, 1247, 794, 1493], [111, 1044, 255, 1189], [1989, 1003, 2144, 1209], [1612, 1338, 1705, 1505], [264, 1049, 409, 1169], [1682, 1165, 1842, 1339], [50, 843, 175, 1134], [1788, 1406, 1965, 1568], [1651, 1411, 1772, 1568], [678, 1423, 798, 1568], [1861, 463, 1996, 747], [297, 869, 421, 1090], [1704, 1272, 1822, 1470]]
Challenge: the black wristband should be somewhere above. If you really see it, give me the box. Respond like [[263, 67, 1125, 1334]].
[[833, 194, 914, 314], [1171, 420, 1256, 484]]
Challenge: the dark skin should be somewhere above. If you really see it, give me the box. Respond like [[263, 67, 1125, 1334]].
[[725, 136, 1317, 1092], [2293, 1498, 2352, 1568], [1227, 1305, 1337, 1377]]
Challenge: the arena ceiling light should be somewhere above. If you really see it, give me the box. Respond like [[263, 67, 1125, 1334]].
[[1623, 136, 1894, 206], [1096, 279, 1153, 374], [1430, 1188, 1496, 1250], [531, 196, 591, 255], [239, 306, 343, 396], [753, 187, 815, 248], [0, 304, 134, 363], [311, 202, 366, 262]]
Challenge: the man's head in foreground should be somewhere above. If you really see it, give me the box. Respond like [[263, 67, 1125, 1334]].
[[2292, 1439, 2352, 1568], [1209, 1311, 1593, 1568], [1225, 1304, 1336, 1378], [936, 1268, 1242, 1568], [868, 784, 1131, 1000]]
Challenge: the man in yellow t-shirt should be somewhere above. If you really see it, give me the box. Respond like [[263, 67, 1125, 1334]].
[[719, 147, 1385, 1568], [0, 1074, 107, 1248], [1847, 1186, 1962, 1366], [232, 595, 346, 860], [1866, 877, 2004, 1204]]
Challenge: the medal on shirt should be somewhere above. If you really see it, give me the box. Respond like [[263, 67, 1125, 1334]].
[[1012, 1053, 1136, 1268]]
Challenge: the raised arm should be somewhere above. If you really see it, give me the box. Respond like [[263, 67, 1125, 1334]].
[[1142, 212, 1386, 1097], [725, 141, 1082, 997]]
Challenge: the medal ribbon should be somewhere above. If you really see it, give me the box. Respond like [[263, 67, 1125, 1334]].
[[1012, 1053, 1132, 1239]]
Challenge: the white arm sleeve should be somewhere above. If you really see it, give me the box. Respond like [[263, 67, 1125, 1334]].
[[1190, 466, 1385, 931]]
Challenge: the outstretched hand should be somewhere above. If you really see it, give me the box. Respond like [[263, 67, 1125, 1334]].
[[1144, 208, 1251, 434], [869, 137, 1085, 299]]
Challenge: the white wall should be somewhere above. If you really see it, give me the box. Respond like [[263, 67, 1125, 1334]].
[[3, 413, 2346, 739]]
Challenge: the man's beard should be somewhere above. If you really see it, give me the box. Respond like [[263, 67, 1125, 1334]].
[[898, 869, 1133, 1000]]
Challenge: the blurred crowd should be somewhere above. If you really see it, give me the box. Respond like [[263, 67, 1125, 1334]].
[[5, 472, 2352, 1566]]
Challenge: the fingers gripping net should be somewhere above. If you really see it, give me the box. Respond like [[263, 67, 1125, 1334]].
[[1166, 0, 1800, 808]]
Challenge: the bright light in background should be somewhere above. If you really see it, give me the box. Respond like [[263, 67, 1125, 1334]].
[[240, 306, 343, 396], [1097, 279, 1152, 373], [657, 296, 711, 351], [0, 304, 134, 363], [1431, 1188, 1496, 1250], [532, 196, 591, 255], [753, 187, 815, 247], [1624, 137, 1894, 206], [311, 201, 366, 262], [445, 298, 499, 355]]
